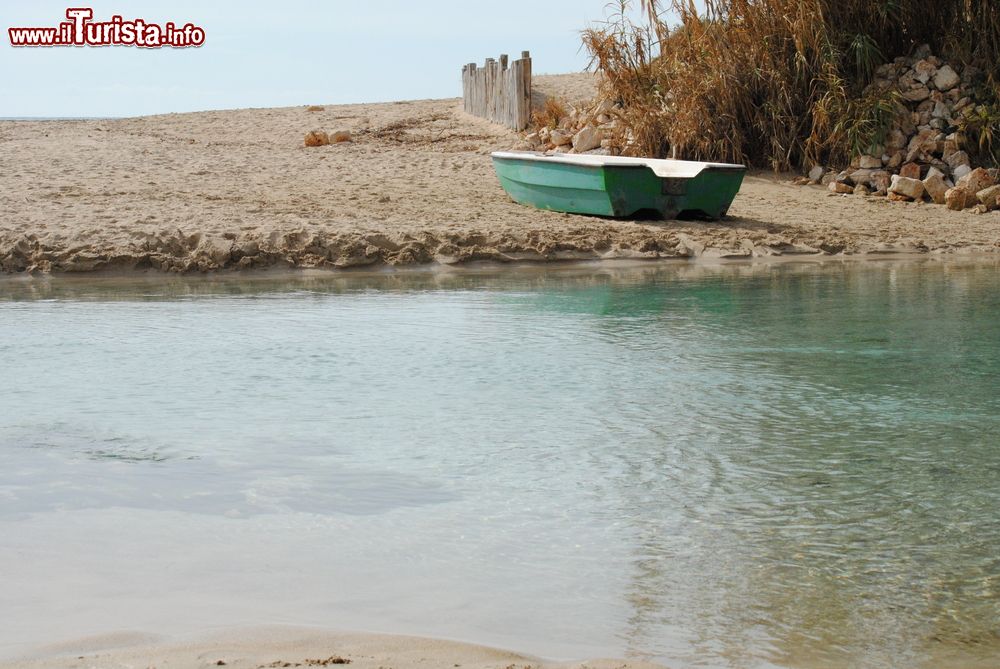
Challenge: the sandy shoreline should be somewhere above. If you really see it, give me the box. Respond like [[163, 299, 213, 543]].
[[3, 626, 666, 669], [2, 72, 999, 274]]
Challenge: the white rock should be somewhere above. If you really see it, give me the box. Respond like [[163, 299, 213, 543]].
[[887, 129, 908, 150], [899, 70, 920, 89], [958, 168, 996, 194], [925, 166, 946, 181], [808, 165, 825, 182], [946, 186, 974, 210], [913, 59, 937, 84], [869, 170, 891, 189], [907, 130, 928, 153], [858, 155, 882, 169], [945, 150, 971, 169], [549, 130, 571, 146], [902, 86, 931, 102], [923, 172, 949, 204], [889, 174, 925, 200], [933, 65, 960, 91], [952, 164, 973, 181], [571, 126, 603, 153], [594, 99, 614, 115], [850, 169, 875, 185], [977, 184, 1000, 208]]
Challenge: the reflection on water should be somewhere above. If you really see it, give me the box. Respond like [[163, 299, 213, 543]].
[[2, 259, 1000, 668]]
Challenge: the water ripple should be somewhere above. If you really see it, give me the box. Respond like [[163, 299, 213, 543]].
[[2, 260, 1000, 668]]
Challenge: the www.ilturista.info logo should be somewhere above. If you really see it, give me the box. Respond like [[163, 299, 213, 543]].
[[8, 8, 205, 48]]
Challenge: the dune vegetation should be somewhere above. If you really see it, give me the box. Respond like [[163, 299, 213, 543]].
[[580, 0, 1000, 170]]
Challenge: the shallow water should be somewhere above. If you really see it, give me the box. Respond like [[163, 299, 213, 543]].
[[2, 260, 1000, 668]]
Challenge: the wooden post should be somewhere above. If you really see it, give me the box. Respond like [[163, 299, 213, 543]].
[[461, 50, 533, 130], [485, 58, 494, 122], [521, 52, 532, 131]]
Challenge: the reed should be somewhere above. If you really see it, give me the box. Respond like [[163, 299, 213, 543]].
[[585, 0, 1000, 169], [532, 96, 570, 130]]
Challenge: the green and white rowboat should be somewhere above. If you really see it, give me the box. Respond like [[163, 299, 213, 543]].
[[491, 151, 746, 219]]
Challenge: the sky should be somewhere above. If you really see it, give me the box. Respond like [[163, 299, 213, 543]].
[[1, 1, 652, 117]]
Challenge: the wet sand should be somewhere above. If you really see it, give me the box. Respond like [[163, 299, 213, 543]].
[[2, 73, 999, 274], [4, 626, 665, 669]]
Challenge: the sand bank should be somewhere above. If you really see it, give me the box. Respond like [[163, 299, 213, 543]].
[[3, 626, 666, 669], [2, 72, 998, 274]]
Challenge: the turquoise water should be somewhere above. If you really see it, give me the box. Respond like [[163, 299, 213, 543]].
[[2, 260, 1000, 668]]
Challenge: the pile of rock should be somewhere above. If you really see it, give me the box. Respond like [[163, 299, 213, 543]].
[[522, 99, 619, 154], [810, 45, 1000, 212]]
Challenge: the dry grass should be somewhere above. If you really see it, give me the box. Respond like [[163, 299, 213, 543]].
[[531, 97, 569, 130], [584, 0, 1000, 170]]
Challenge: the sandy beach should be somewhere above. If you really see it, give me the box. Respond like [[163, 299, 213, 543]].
[[3, 627, 666, 669], [2, 72, 999, 274]]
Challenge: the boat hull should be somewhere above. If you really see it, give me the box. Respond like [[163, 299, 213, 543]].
[[492, 154, 745, 219]]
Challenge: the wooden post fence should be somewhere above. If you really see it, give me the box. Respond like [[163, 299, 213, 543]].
[[462, 51, 532, 131]]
